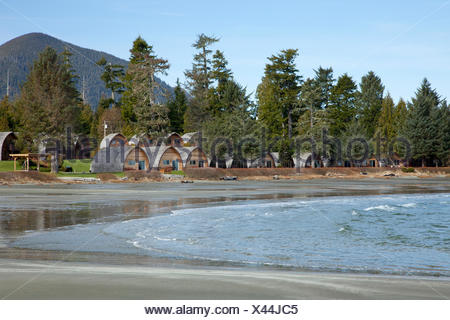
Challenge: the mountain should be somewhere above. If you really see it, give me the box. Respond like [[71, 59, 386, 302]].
[[0, 32, 174, 108]]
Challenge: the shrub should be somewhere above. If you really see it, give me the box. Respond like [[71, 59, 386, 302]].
[[401, 167, 415, 173]]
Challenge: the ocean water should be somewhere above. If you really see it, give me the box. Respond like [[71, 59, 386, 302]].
[[12, 193, 450, 276]]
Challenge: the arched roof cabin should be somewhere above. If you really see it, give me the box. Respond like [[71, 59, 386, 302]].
[[0, 132, 17, 161]]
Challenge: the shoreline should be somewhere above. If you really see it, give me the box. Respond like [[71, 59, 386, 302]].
[[1, 178, 449, 299], [0, 167, 449, 185], [1, 258, 449, 299]]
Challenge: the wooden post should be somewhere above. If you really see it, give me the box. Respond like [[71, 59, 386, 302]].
[[26, 156, 29, 171], [37, 157, 40, 172]]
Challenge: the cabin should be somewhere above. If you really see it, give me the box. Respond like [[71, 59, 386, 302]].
[[124, 147, 150, 171], [209, 155, 233, 168], [230, 156, 248, 168], [391, 153, 406, 167], [367, 156, 379, 167], [249, 153, 277, 168], [129, 134, 154, 148], [147, 146, 183, 171], [90, 146, 131, 173], [272, 152, 295, 168], [181, 132, 199, 146], [0, 132, 17, 161], [176, 147, 208, 168], [165, 132, 183, 147], [99, 133, 127, 149]]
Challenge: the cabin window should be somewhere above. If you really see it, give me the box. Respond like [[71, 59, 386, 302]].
[[199, 160, 204, 167], [163, 160, 170, 165], [128, 160, 136, 165], [175, 139, 180, 145], [266, 161, 272, 168], [190, 160, 196, 165]]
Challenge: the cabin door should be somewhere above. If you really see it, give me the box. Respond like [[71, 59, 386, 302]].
[[138, 160, 145, 170], [172, 159, 179, 171]]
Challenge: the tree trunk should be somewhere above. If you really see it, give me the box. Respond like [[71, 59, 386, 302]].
[[288, 109, 292, 140], [422, 158, 425, 168], [202, 47, 208, 90], [51, 153, 59, 173]]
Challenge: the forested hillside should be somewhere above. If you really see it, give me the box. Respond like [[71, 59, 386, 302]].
[[0, 32, 173, 108]]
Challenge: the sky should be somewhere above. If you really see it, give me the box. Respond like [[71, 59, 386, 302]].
[[1, 0, 449, 102]]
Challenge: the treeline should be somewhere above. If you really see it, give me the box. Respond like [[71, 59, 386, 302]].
[[0, 34, 449, 166]]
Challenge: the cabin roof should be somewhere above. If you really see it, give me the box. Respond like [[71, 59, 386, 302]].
[[0, 132, 17, 160], [181, 132, 198, 142], [174, 146, 204, 166], [0, 132, 16, 147], [143, 146, 180, 168], [99, 133, 127, 149]]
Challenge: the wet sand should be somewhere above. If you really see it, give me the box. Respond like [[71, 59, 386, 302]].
[[1, 178, 449, 299], [0, 259, 449, 299]]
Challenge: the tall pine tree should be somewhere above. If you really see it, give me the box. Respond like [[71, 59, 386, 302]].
[[356, 71, 384, 138], [167, 79, 188, 133], [405, 78, 441, 167], [184, 34, 219, 131], [122, 37, 170, 136], [327, 74, 357, 136], [15, 46, 81, 150], [256, 49, 301, 140]]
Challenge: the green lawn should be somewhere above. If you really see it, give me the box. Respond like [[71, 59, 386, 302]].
[[0, 161, 14, 172], [170, 170, 185, 176], [57, 172, 98, 178], [2, 159, 126, 180], [56, 171, 125, 178], [62, 159, 92, 173]]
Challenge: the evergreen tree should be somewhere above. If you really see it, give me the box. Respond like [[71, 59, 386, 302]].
[[375, 93, 396, 155], [123, 37, 170, 136], [436, 101, 450, 165], [299, 78, 322, 135], [211, 50, 232, 87], [15, 46, 81, 150], [356, 71, 384, 138], [167, 80, 188, 133], [0, 96, 17, 131], [256, 77, 283, 139], [279, 139, 293, 167], [96, 56, 125, 106], [257, 49, 301, 139], [327, 74, 357, 136], [405, 78, 441, 166], [209, 50, 234, 114], [394, 98, 408, 135], [79, 103, 94, 136], [313, 66, 334, 109], [184, 34, 219, 131]]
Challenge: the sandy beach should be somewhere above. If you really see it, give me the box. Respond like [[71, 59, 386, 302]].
[[1, 178, 449, 299], [1, 259, 449, 299]]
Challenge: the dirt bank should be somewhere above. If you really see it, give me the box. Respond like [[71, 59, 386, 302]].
[[185, 167, 450, 180]]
